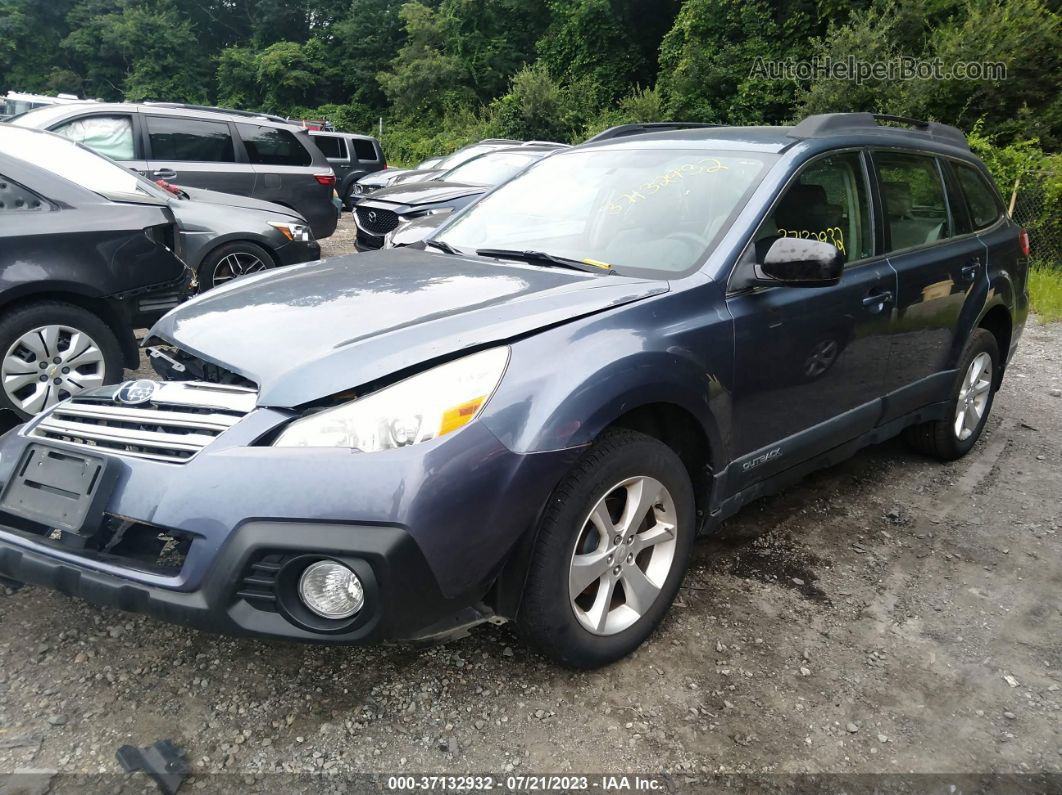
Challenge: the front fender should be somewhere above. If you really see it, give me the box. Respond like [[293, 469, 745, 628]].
[[481, 284, 732, 473]]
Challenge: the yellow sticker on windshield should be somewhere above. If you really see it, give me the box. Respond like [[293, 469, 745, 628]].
[[606, 158, 729, 215], [581, 258, 613, 270]]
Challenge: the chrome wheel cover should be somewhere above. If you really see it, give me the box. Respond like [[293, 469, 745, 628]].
[[568, 476, 678, 636], [2, 325, 106, 414], [954, 352, 992, 441], [212, 251, 267, 285]]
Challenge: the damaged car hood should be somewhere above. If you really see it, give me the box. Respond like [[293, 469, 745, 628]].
[[148, 248, 668, 407]]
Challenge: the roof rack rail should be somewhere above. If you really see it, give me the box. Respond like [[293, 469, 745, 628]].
[[788, 112, 968, 149], [143, 102, 291, 124], [584, 122, 721, 143]]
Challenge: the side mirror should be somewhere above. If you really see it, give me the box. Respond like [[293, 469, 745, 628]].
[[754, 237, 843, 287]]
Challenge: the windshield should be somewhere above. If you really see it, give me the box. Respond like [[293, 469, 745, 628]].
[[433, 144, 502, 172], [8, 103, 90, 128], [0, 127, 166, 202], [436, 148, 775, 277], [438, 151, 538, 186]]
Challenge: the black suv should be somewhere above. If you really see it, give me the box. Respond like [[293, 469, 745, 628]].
[[309, 131, 386, 208], [0, 126, 189, 419], [10, 102, 339, 239]]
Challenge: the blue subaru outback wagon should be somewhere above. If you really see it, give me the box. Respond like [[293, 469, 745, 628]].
[[0, 113, 1028, 667]]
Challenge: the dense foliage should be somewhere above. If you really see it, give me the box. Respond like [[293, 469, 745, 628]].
[[1, 0, 1058, 177]]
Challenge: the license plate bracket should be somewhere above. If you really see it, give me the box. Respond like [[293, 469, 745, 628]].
[[0, 444, 117, 535]]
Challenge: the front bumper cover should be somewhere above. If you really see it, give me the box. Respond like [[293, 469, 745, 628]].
[[0, 519, 463, 643], [0, 416, 579, 643]]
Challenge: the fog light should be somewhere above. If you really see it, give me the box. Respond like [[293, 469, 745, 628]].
[[298, 561, 364, 619]]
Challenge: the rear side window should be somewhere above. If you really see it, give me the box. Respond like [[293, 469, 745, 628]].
[[53, 115, 135, 161], [147, 116, 235, 162], [238, 124, 312, 167], [874, 152, 951, 251], [352, 139, 378, 161], [753, 151, 873, 264], [0, 175, 49, 212], [955, 164, 1003, 229], [314, 135, 346, 160]]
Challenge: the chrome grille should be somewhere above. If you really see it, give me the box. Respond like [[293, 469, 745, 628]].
[[355, 205, 400, 236], [29, 381, 256, 464]]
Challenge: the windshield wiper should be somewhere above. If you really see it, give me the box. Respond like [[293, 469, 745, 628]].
[[475, 248, 613, 275], [425, 239, 460, 255]]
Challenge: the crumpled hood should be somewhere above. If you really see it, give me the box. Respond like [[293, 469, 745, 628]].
[[364, 180, 483, 207], [148, 248, 668, 407], [178, 186, 305, 219]]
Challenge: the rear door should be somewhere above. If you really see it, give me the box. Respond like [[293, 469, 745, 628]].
[[144, 114, 255, 196], [237, 122, 335, 237], [873, 150, 987, 418]]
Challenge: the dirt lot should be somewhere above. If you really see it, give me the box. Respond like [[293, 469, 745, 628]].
[[0, 218, 1059, 788]]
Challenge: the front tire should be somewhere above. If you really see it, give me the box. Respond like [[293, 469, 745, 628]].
[[516, 429, 695, 668], [0, 301, 123, 419], [903, 328, 999, 461], [198, 241, 274, 291]]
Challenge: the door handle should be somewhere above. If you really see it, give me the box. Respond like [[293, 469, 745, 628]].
[[961, 258, 982, 281], [152, 169, 178, 180], [862, 290, 893, 309]]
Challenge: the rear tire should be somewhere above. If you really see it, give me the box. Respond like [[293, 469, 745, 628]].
[[516, 429, 695, 668], [902, 328, 999, 461], [0, 301, 123, 419]]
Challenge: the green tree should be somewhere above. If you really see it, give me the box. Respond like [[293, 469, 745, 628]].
[[63, 0, 210, 101], [657, 0, 797, 124], [536, 0, 645, 108], [377, 2, 471, 117]]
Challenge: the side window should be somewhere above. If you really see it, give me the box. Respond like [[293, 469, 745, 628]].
[[955, 163, 1003, 229], [237, 124, 312, 167], [874, 152, 951, 251], [0, 175, 50, 213], [314, 135, 346, 160], [147, 116, 235, 163], [352, 139, 378, 161], [753, 151, 872, 264], [53, 115, 135, 161]]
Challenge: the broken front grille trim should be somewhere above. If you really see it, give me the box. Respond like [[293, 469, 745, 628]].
[[29, 380, 257, 464]]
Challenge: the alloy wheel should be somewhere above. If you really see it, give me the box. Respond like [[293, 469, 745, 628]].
[[804, 339, 840, 378], [954, 352, 992, 441], [212, 251, 267, 286], [2, 325, 105, 414], [568, 476, 678, 636]]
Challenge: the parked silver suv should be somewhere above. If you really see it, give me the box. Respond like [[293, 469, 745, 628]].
[[10, 102, 339, 239]]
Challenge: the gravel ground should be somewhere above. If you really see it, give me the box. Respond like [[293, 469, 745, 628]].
[[1, 218, 1059, 787]]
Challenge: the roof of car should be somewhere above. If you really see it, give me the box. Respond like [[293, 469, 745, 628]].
[[12, 100, 307, 131], [577, 113, 972, 156], [309, 130, 380, 142]]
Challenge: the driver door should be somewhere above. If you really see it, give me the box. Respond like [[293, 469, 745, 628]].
[[723, 150, 897, 493]]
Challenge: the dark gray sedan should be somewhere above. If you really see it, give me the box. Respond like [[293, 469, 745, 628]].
[[162, 184, 321, 290]]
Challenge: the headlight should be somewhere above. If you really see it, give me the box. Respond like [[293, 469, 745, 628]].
[[400, 207, 454, 221], [269, 221, 313, 242], [273, 347, 509, 450]]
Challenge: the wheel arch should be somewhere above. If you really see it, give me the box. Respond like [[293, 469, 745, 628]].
[[977, 303, 1012, 386], [491, 399, 716, 622]]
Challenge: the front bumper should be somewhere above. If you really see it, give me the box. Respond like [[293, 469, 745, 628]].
[[0, 416, 578, 643], [273, 237, 321, 267], [0, 519, 457, 643]]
